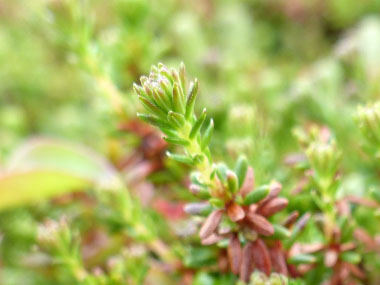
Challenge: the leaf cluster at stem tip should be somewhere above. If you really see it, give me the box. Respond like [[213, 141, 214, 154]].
[[133, 63, 214, 176]]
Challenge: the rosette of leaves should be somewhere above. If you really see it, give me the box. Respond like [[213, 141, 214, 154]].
[[133, 63, 292, 280], [288, 226, 366, 284], [291, 125, 368, 283], [37, 217, 150, 284]]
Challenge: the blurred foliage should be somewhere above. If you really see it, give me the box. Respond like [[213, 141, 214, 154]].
[[1, 0, 380, 284]]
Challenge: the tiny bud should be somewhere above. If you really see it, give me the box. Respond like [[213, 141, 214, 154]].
[[140, 75, 148, 85]]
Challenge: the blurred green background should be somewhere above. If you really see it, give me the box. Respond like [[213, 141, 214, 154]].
[[2, 0, 380, 171], [1, 0, 380, 284]]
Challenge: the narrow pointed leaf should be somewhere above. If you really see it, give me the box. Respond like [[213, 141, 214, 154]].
[[185, 79, 198, 120], [189, 108, 207, 139], [137, 113, 172, 129], [153, 87, 171, 112], [173, 83, 185, 114], [162, 136, 189, 146], [168, 111, 185, 128], [166, 152, 194, 165], [138, 96, 166, 117], [201, 119, 214, 151], [179, 62, 186, 94]]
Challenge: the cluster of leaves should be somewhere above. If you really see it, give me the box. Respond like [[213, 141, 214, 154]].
[[2, 0, 380, 285]]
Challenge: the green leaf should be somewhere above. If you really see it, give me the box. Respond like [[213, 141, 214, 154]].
[[185, 79, 199, 120], [201, 119, 214, 151], [167, 111, 185, 128], [243, 186, 270, 205], [172, 83, 185, 114], [235, 155, 248, 188], [226, 170, 239, 194], [341, 252, 361, 264], [0, 171, 89, 210], [166, 151, 194, 165], [179, 62, 186, 94], [152, 87, 171, 112], [189, 108, 207, 139], [162, 136, 189, 146], [209, 198, 224, 208], [288, 254, 316, 265], [215, 162, 228, 184], [137, 113, 172, 129], [272, 224, 291, 239], [0, 138, 120, 211], [138, 96, 166, 118]]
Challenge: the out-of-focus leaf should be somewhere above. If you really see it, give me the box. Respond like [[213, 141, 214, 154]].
[[0, 171, 89, 210], [0, 138, 121, 210]]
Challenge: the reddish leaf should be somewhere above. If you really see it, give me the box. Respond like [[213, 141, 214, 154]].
[[345, 195, 379, 208], [239, 167, 255, 196], [354, 228, 377, 250], [246, 213, 274, 236], [346, 263, 366, 279], [199, 210, 223, 239], [283, 211, 299, 228], [257, 197, 288, 217], [269, 242, 288, 275], [153, 198, 185, 220], [218, 254, 229, 273], [251, 239, 272, 275], [300, 243, 325, 254], [228, 234, 242, 275], [227, 203, 245, 222], [257, 181, 282, 208], [240, 242, 254, 282], [340, 242, 356, 252], [201, 233, 223, 245]]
